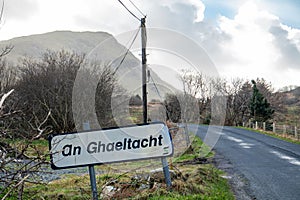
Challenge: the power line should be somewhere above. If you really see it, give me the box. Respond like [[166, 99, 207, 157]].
[[128, 0, 146, 17], [113, 27, 140, 75], [117, 0, 141, 21], [149, 73, 163, 101], [149, 72, 172, 120], [0, 0, 5, 24]]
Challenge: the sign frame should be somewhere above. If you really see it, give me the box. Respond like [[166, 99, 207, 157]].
[[49, 122, 173, 170]]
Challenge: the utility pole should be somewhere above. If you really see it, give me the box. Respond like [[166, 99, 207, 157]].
[[141, 17, 147, 124], [140, 17, 172, 189]]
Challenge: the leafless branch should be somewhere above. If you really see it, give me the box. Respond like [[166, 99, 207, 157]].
[[0, 89, 14, 110], [0, 45, 13, 58], [1, 175, 29, 200], [33, 109, 51, 139]]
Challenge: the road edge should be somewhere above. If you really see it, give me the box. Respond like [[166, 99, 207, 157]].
[[212, 151, 256, 200]]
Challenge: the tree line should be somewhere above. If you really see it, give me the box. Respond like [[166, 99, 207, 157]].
[[164, 70, 283, 126], [0, 49, 282, 139], [0, 49, 121, 138]]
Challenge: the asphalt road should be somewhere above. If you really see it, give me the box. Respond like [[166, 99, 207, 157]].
[[188, 124, 300, 200]]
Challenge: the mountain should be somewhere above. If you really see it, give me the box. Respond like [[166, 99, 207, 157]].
[[0, 31, 177, 99]]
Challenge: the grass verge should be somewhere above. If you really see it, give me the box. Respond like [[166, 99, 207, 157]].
[[238, 126, 300, 145], [12, 136, 234, 200]]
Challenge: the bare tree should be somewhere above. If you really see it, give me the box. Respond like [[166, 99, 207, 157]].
[[0, 51, 51, 199], [0, 50, 123, 199], [180, 70, 211, 124], [234, 81, 252, 125], [12, 50, 121, 135], [211, 78, 249, 126], [164, 93, 181, 123], [12, 50, 81, 135], [0, 3, 57, 198]]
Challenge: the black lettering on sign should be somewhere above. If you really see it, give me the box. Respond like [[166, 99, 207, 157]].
[[87, 142, 97, 154], [132, 139, 140, 149], [141, 139, 148, 148], [115, 142, 123, 151], [106, 142, 115, 152], [62, 144, 81, 156], [86, 134, 165, 154]]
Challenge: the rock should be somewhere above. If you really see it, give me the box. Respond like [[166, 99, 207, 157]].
[[149, 168, 176, 183], [138, 183, 149, 190], [101, 185, 116, 199]]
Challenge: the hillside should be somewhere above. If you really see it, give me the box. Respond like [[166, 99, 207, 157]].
[[281, 87, 300, 106], [275, 87, 300, 124], [0, 31, 176, 99]]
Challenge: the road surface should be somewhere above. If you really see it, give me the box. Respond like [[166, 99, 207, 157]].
[[188, 124, 300, 200]]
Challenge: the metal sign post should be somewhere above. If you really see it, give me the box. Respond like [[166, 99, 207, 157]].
[[83, 122, 98, 200], [161, 157, 172, 188]]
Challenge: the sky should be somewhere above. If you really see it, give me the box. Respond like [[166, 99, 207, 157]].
[[0, 0, 300, 90]]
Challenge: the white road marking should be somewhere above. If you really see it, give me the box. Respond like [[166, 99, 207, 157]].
[[227, 136, 243, 143], [217, 132, 224, 135], [221, 175, 232, 179], [270, 150, 300, 166], [239, 142, 255, 149], [225, 136, 255, 149]]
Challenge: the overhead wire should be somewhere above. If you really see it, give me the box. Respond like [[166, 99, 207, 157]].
[[115, 0, 146, 74], [108, 27, 142, 120], [113, 26, 140, 75], [0, 0, 5, 25], [149, 72, 172, 121], [117, 0, 141, 21], [128, 0, 146, 17]]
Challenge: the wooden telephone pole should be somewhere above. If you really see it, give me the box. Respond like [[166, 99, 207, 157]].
[[140, 17, 172, 188], [141, 17, 147, 124]]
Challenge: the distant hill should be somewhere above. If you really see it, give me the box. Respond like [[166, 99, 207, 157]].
[[0, 31, 115, 62], [274, 87, 300, 124], [281, 87, 300, 106], [0, 31, 177, 99]]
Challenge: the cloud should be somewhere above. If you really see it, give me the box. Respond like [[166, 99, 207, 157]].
[[269, 25, 300, 70], [71, 0, 204, 36], [161, 0, 205, 22], [212, 2, 280, 66], [0, 0, 299, 88], [0, 0, 204, 40], [195, 1, 300, 88], [3, 0, 39, 20]]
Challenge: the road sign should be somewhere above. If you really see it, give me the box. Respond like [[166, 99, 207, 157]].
[[49, 122, 173, 169]]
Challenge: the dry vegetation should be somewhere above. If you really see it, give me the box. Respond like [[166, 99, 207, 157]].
[[18, 137, 234, 200]]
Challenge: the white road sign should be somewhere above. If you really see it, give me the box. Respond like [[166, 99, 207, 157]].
[[49, 123, 173, 169]]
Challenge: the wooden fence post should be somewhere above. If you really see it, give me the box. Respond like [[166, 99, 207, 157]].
[[273, 123, 276, 133], [263, 122, 266, 131], [295, 126, 298, 139]]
